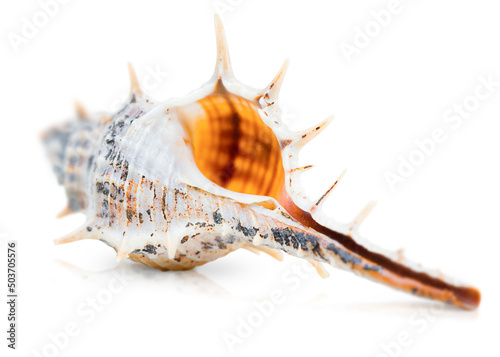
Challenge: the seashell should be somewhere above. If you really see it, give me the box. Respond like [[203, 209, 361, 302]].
[[43, 15, 480, 310]]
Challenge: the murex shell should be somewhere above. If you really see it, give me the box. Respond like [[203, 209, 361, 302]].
[[43, 16, 480, 309]]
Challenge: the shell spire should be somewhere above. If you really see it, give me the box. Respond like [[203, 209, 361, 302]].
[[214, 14, 233, 79]]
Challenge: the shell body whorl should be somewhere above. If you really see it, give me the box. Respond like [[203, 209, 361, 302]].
[[44, 16, 481, 310]]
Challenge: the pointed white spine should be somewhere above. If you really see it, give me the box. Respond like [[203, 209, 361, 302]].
[[54, 226, 96, 245], [261, 59, 289, 107], [292, 115, 334, 150], [287, 165, 314, 178], [311, 169, 347, 214], [350, 201, 377, 232], [74, 100, 89, 121], [127, 62, 142, 96], [277, 114, 335, 212], [250, 245, 284, 262], [166, 229, 181, 260], [308, 259, 330, 278], [56, 205, 74, 219], [214, 14, 233, 79], [99, 114, 112, 124], [54, 234, 81, 245], [116, 244, 130, 262]]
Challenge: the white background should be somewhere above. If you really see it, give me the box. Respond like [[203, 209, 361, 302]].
[[1, 0, 499, 356]]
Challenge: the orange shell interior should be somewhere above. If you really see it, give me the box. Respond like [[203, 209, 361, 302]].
[[183, 86, 285, 198]]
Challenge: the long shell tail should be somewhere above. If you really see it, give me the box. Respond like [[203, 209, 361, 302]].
[[319, 233, 481, 309], [254, 196, 481, 310]]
